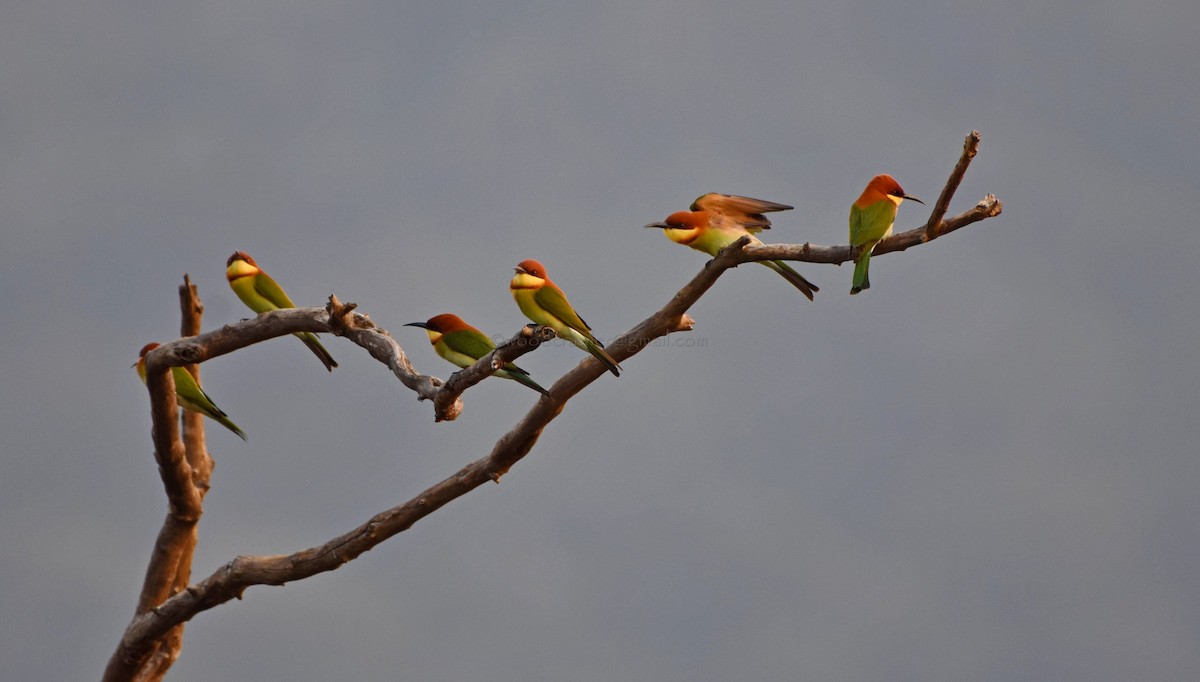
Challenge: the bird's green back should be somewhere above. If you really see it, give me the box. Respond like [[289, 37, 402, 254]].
[[232, 271, 295, 313], [849, 199, 898, 248], [438, 327, 539, 383], [441, 328, 496, 363], [171, 367, 225, 418], [533, 284, 592, 334]]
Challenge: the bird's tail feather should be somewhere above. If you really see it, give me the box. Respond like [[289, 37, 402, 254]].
[[765, 260, 818, 301], [187, 397, 248, 440], [296, 332, 338, 371], [569, 333, 621, 376], [851, 252, 871, 295], [215, 415, 249, 441], [508, 370, 552, 396], [560, 328, 621, 376], [586, 340, 622, 377]]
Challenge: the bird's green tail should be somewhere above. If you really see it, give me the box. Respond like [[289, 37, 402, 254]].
[[584, 337, 621, 377], [851, 252, 871, 295], [296, 332, 338, 371], [508, 370, 552, 396], [184, 395, 248, 441], [213, 413, 249, 441], [560, 327, 621, 376], [764, 260, 818, 301]]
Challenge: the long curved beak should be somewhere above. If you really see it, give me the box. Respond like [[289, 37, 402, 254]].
[[900, 193, 925, 205], [644, 222, 670, 229], [404, 322, 431, 330]]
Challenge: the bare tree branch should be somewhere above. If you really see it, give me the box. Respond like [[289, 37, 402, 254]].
[[135, 295, 565, 424], [179, 275, 214, 491], [144, 276, 210, 682], [105, 132, 1003, 681], [926, 130, 981, 238], [114, 277, 214, 682], [107, 295, 569, 679]]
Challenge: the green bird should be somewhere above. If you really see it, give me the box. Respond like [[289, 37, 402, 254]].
[[405, 313, 551, 396], [849, 175, 924, 294], [510, 259, 621, 376], [134, 342, 247, 440], [645, 193, 818, 301], [225, 251, 337, 371]]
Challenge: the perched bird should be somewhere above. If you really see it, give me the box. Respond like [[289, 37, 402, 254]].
[[645, 193, 819, 301], [134, 343, 247, 440], [405, 314, 551, 396], [849, 175, 924, 294], [225, 251, 337, 371], [510, 259, 621, 376]]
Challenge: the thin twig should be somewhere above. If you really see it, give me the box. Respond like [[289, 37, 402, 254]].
[[925, 130, 981, 237]]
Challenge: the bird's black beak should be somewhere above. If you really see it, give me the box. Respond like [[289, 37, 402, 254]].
[[644, 222, 668, 229], [899, 193, 925, 205], [404, 322, 431, 330]]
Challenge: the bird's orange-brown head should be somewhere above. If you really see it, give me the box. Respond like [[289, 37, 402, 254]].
[[646, 210, 707, 246], [856, 174, 924, 207], [406, 313, 473, 335]]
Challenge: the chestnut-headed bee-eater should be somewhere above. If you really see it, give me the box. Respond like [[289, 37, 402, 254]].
[[510, 259, 620, 376], [645, 193, 818, 301], [225, 251, 337, 371], [405, 313, 551, 396], [134, 342, 247, 440], [849, 175, 924, 294]]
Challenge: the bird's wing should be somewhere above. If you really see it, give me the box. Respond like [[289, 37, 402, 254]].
[[171, 367, 229, 419], [692, 193, 793, 215], [252, 271, 297, 308], [693, 193, 792, 232], [849, 203, 865, 246], [502, 362, 533, 377], [534, 283, 592, 333], [454, 329, 533, 376], [445, 328, 497, 361]]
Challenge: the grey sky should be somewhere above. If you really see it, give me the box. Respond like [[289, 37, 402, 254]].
[[3, 1, 1199, 680]]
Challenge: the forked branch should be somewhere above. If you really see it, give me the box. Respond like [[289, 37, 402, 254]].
[[105, 131, 1002, 682]]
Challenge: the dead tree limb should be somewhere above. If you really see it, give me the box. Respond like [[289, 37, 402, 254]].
[[104, 131, 1002, 682]]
